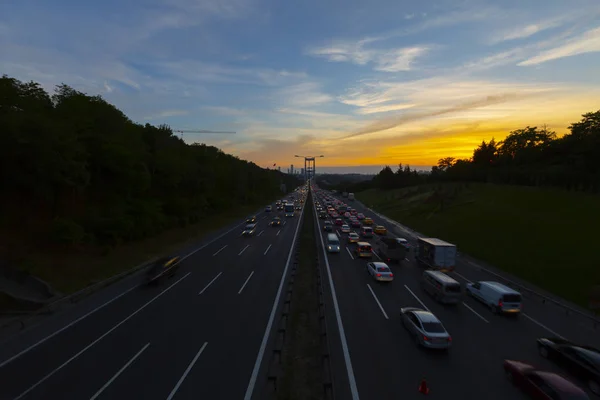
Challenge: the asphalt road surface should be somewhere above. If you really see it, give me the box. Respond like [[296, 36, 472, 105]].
[[313, 188, 600, 400], [0, 197, 305, 400]]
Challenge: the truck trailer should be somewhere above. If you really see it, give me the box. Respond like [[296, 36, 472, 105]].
[[415, 238, 456, 272]]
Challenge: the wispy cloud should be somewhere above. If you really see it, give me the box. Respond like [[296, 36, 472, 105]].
[[518, 26, 600, 66], [144, 109, 189, 120], [276, 82, 333, 108]]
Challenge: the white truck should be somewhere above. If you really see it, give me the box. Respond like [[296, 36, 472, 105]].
[[415, 238, 457, 273], [348, 193, 355, 201], [376, 237, 409, 264]]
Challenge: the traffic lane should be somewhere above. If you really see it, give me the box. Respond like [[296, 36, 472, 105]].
[[323, 240, 526, 400]]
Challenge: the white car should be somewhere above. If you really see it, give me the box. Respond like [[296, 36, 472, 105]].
[[340, 224, 350, 233], [366, 262, 394, 282], [348, 232, 360, 243]]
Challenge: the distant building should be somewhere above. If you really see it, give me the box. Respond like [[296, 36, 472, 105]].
[[290, 164, 294, 175], [278, 166, 281, 172]]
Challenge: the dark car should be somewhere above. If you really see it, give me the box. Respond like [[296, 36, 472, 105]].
[[323, 221, 333, 232], [246, 215, 257, 223], [504, 360, 589, 399], [242, 223, 257, 236], [270, 217, 282, 227], [351, 220, 361, 228], [537, 337, 600, 395], [145, 256, 181, 284], [319, 212, 328, 219]]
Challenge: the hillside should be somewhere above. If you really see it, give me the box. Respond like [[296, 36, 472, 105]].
[[357, 183, 600, 309], [0, 75, 301, 296]]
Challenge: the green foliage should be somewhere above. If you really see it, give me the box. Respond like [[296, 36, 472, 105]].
[[0, 75, 301, 250], [353, 110, 600, 194]]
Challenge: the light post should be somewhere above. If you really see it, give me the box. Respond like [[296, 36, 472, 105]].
[[294, 155, 324, 183]]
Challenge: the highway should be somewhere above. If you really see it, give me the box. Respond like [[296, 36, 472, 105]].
[[313, 188, 600, 399], [0, 197, 305, 400]]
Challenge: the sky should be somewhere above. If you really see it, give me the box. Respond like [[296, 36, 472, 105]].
[[2, 0, 600, 174]]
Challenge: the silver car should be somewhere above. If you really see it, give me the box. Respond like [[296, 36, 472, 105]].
[[242, 223, 257, 236], [366, 262, 394, 282], [400, 307, 452, 349]]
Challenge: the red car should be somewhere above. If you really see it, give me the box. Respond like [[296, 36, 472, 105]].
[[334, 218, 344, 226], [504, 360, 589, 399]]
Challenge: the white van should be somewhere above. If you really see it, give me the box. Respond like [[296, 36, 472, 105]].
[[421, 270, 462, 304], [326, 233, 340, 253], [465, 281, 522, 315]]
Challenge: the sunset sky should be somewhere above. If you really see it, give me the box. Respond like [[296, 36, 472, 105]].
[[2, 0, 600, 172]]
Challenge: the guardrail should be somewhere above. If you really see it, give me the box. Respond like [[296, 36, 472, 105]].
[[357, 200, 600, 331], [0, 257, 157, 333]]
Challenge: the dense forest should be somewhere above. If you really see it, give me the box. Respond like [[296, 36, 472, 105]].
[[0, 75, 301, 255], [330, 110, 600, 193]]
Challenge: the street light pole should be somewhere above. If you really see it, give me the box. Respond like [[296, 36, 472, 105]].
[[294, 154, 324, 183]]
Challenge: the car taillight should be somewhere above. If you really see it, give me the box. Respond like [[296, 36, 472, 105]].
[[498, 300, 503, 308], [389, 273, 394, 277], [447, 336, 452, 342], [423, 335, 430, 341], [376, 273, 381, 277]]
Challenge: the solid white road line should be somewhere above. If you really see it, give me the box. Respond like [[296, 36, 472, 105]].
[[0, 285, 137, 369], [346, 247, 355, 260], [239, 245, 250, 256], [462, 302, 490, 323], [198, 272, 223, 295], [257, 230, 264, 237], [89, 342, 150, 400], [372, 251, 381, 260], [336, 230, 341, 237], [367, 284, 389, 319], [243, 203, 305, 400], [313, 198, 360, 400], [212, 245, 228, 257], [404, 285, 430, 312], [452, 271, 472, 283], [238, 271, 255, 295], [166, 342, 208, 400], [523, 313, 566, 339], [264, 244, 272, 256], [13, 273, 191, 400], [276, 230, 280, 236]]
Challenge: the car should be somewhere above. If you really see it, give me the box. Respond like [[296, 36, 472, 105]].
[[374, 225, 387, 235], [348, 232, 360, 243], [242, 223, 257, 236], [334, 218, 344, 226], [145, 256, 181, 284], [340, 224, 350, 233], [344, 212, 351, 219], [295, 205, 301, 210], [503, 360, 590, 399], [351, 220, 361, 228], [537, 337, 600, 395], [400, 307, 452, 349], [277, 204, 284, 210], [270, 217, 281, 227], [363, 217, 374, 225], [357, 213, 365, 220], [246, 215, 257, 223], [397, 238, 411, 250], [323, 221, 333, 232], [265, 205, 272, 212], [366, 262, 394, 282], [319, 212, 328, 219]]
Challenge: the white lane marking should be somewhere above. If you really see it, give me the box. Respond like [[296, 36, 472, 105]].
[[166, 342, 208, 400], [257, 230, 264, 237], [198, 272, 223, 295], [462, 302, 490, 323], [239, 245, 250, 256], [243, 203, 305, 400], [263, 216, 268, 219], [238, 271, 255, 295], [283, 221, 287, 225], [367, 284, 389, 319], [404, 258, 409, 262], [212, 245, 228, 257], [264, 244, 272, 256], [452, 271, 472, 283], [373, 251, 382, 260], [13, 273, 191, 400], [523, 313, 566, 340], [346, 247, 355, 260], [276, 230, 281, 236], [89, 342, 150, 400], [313, 197, 360, 400], [404, 285, 430, 312], [0, 285, 137, 369], [336, 230, 341, 237]]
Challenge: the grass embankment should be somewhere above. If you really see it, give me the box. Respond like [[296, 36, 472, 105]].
[[20, 204, 267, 295], [278, 193, 324, 400], [357, 183, 600, 309]]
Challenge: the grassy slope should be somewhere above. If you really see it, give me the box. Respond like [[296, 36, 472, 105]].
[[20, 204, 267, 294], [357, 183, 600, 309]]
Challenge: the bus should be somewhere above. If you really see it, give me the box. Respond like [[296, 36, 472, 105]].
[[284, 203, 295, 217]]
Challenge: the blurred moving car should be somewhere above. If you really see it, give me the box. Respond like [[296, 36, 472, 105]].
[[348, 232, 360, 243], [341, 224, 351, 233], [246, 215, 257, 223], [323, 220, 333, 232], [400, 307, 452, 350], [145, 256, 181, 284], [366, 262, 394, 282], [242, 223, 257, 236], [270, 216, 282, 227], [374, 225, 387, 235], [537, 337, 600, 395], [265, 205, 272, 212], [503, 360, 590, 399]]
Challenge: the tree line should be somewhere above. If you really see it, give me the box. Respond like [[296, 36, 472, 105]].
[[339, 110, 600, 193], [0, 75, 301, 253]]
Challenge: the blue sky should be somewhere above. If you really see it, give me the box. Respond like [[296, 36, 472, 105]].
[[2, 0, 600, 173]]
